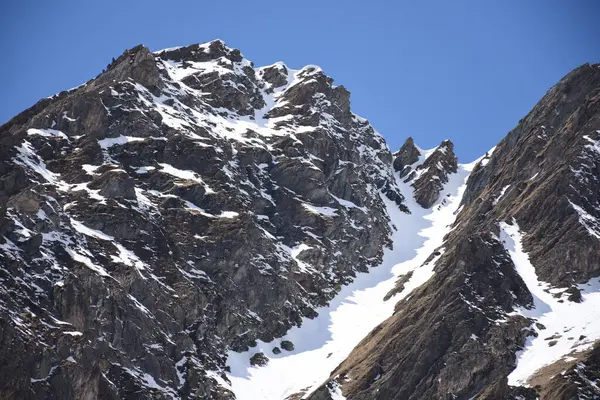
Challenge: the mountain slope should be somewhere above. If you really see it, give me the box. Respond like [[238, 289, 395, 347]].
[[2, 39, 600, 400], [309, 62, 600, 400]]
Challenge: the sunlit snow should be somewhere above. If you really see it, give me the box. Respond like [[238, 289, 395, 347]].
[[501, 221, 600, 386], [226, 155, 478, 399]]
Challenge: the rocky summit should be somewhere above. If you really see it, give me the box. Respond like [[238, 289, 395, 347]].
[[1, 40, 600, 400]]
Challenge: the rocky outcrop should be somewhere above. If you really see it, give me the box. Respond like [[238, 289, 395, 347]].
[[259, 62, 289, 92], [411, 140, 458, 208], [392, 137, 421, 176], [535, 343, 600, 399], [393, 138, 459, 208]]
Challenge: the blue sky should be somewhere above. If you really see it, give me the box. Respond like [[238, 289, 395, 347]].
[[1, 1, 598, 161]]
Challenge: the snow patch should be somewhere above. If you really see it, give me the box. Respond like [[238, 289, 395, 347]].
[[501, 221, 600, 386], [98, 135, 145, 149], [302, 203, 338, 217], [568, 200, 600, 239], [27, 128, 69, 140], [493, 185, 511, 205]]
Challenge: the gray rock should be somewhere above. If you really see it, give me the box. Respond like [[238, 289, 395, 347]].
[[88, 169, 136, 199], [393, 137, 421, 173], [249, 352, 269, 367], [6, 188, 42, 213], [310, 62, 600, 400], [280, 340, 294, 351], [411, 139, 458, 208]]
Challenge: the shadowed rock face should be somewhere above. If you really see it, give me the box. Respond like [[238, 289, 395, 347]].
[[309, 63, 600, 400], [411, 140, 458, 208], [393, 137, 420, 175], [0, 41, 405, 399], [393, 138, 459, 209]]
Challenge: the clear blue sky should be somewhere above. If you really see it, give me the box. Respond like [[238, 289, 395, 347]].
[[1, 1, 598, 161]]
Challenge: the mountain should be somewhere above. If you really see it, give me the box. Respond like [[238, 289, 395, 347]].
[[1, 40, 599, 400], [308, 62, 600, 400]]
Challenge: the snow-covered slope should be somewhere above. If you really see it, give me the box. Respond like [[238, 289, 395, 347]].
[[501, 221, 600, 387], [226, 154, 476, 399]]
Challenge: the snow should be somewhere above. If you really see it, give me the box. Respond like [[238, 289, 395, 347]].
[[98, 135, 145, 149], [82, 164, 101, 175], [135, 166, 156, 174], [144, 189, 237, 220], [302, 203, 338, 217], [63, 331, 83, 336], [70, 218, 147, 276], [281, 243, 314, 273], [30, 365, 58, 383], [226, 157, 477, 399], [568, 200, 600, 239], [27, 128, 69, 140], [62, 111, 77, 122], [128, 294, 152, 316], [501, 221, 600, 386], [120, 365, 178, 399], [71, 218, 113, 241], [154, 45, 183, 53], [135, 188, 154, 211], [157, 163, 215, 193], [477, 146, 497, 168], [162, 58, 233, 81], [218, 211, 239, 218], [583, 134, 600, 154], [70, 182, 107, 203], [14, 140, 69, 190], [152, 52, 312, 146], [493, 185, 511, 205], [331, 195, 368, 213], [65, 246, 110, 277], [400, 143, 440, 183], [328, 381, 347, 400], [207, 370, 232, 390]]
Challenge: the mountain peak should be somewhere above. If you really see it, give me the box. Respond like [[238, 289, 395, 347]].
[[4, 40, 600, 400], [257, 62, 289, 92], [411, 139, 458, 208], [393, 136, 421, 174], [437, 138, 454, 151], [154, 39, 246, 65]]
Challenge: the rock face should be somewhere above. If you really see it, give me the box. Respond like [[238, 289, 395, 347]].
[[411, 140, 458, 208], [392, 136, 421, 175], [393, 138, 459, 208], [0, 41, 404, 399], [2, 39, 600, 400]]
